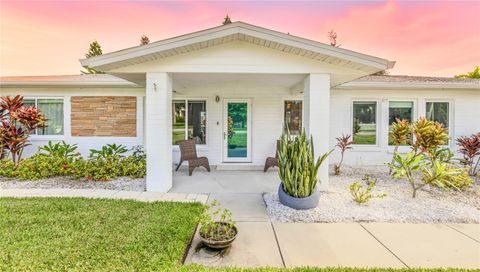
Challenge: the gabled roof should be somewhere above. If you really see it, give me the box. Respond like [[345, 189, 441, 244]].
[[338, 75, 480, 89], [80, 21, 394, 72], [0, 74, 139, 87]]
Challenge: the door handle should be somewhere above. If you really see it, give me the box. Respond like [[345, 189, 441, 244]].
[[223, 132, 226, 140]]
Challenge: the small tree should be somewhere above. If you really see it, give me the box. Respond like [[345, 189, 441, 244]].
[[140, 35, 150, 45], [334, 134, 353, 175], [81, 40, 104, 74], [0, 96, 47, 165], [455, 66, 480, 79], [222, 15, 232, 25]]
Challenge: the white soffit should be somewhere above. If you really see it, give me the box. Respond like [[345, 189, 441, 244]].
[[80, 22, 393, 73]]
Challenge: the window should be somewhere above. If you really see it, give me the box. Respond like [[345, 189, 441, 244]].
[[24, 98, 64, 135], [172, 100, 206, 145], [352, 101, 377, 145], [388, 101, 413, 145], [284, 100, 302, 135], [426, 102, 449, 128]]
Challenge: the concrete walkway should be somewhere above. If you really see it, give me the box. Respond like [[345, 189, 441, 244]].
[[176, 169, 480, 269]]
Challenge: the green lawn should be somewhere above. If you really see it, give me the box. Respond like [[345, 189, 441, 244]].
[[0, 198, 465, 272], [0, 198, 202, 271]]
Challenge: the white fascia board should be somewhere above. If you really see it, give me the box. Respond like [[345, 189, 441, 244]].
[[336, 81, 480, 90], [80, 22, 392, 71], [0, 81, 140, 88]]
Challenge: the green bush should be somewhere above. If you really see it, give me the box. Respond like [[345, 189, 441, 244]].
[[0, 143, 147, 182], [349, 174, 386, 204], [0, 159, 15, 177], [15, 154, 73, 180], [70, 145, 146, 181]]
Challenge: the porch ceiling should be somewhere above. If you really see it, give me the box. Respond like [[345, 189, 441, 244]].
[[171, 73, 306, 91]]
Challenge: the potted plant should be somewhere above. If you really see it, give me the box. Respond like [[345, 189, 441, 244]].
[[198, 200, 238, 249], [277, 128, 333, 210]]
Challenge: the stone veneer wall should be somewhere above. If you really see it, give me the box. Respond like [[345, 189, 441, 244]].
[[71, 96, 136, 137]]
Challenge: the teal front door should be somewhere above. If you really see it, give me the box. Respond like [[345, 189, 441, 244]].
[[223, 99, 251, 162]]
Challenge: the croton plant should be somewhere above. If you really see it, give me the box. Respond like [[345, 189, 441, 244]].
[[0, 95, 47, 165]]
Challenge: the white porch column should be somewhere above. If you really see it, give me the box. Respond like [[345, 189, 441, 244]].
[[145, 72, 173, 192], [304, 74, 331, 188]]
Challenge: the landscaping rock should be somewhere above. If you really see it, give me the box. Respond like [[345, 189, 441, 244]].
[[264, 165, 480, 223], [0, 176, 146, 191]]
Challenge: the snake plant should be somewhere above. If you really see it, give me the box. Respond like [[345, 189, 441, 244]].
[[278, 128, 333, 198]]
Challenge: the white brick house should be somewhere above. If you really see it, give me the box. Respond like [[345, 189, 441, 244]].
[[1, 22, 479, 192]]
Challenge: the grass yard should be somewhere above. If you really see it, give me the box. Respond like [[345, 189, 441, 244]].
[[0, 198, 466, 272], [0, 198, 202, 271]]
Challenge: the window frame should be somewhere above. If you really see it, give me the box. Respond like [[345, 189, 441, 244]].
[[350, 99, 381, 148], [171, 98, 208, 147], [23, 96, 66, 139], [425, 99, 454, 147], [386, 99, 417, 152]]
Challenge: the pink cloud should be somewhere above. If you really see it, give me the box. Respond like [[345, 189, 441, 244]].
[[1, 1, 478, 77]]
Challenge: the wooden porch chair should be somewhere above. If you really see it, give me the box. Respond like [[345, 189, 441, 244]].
[[264, 140, 281, 172], [175, 139, 211, 176]]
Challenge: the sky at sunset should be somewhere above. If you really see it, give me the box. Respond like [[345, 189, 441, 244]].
[[0, 0, 479, 77]]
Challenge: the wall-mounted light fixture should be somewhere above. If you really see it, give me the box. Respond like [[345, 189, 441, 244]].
[[215, 95, 220, 103], [153, 83, 158, 92]]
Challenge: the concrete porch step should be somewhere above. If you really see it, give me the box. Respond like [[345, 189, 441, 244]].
[[215, 164, 265, 171]]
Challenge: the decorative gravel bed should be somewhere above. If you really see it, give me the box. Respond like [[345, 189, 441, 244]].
[[0, 177, 146, 191], [264, 165, 480, 223]]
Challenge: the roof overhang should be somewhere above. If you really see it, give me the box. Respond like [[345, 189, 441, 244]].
[[80, 22, 394, 74], [337, 79, 480, 90], [0, 74, 140, 88]]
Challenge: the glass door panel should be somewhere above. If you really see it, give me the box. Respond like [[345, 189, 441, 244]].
[[224, 99, 251, 162]]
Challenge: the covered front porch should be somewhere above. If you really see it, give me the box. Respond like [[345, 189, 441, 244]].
[[146, 72, 331, 192]]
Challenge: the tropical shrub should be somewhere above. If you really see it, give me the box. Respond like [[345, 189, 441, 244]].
[[349, 174, 386, 204], [389, 151, 471, 198], [71, 144, 146, 181], [71, 156, 123, 181], [38, 141, 80, 160], [0, 95, 47, 165], [278, 128, 333, 198], [198, 200, 236, 241], [0, 159, 15, 177], [456, 133, 480, 175], [15, 154, 73, 180], [389, 119, 411, 174], [334, 134, 353, 175], [410, 117, 449, 157], [89, 143, 128, 159]]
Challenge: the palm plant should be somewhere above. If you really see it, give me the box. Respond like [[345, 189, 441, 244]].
[[278, 128, 333, 198], [334, 134, 353, 175]]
